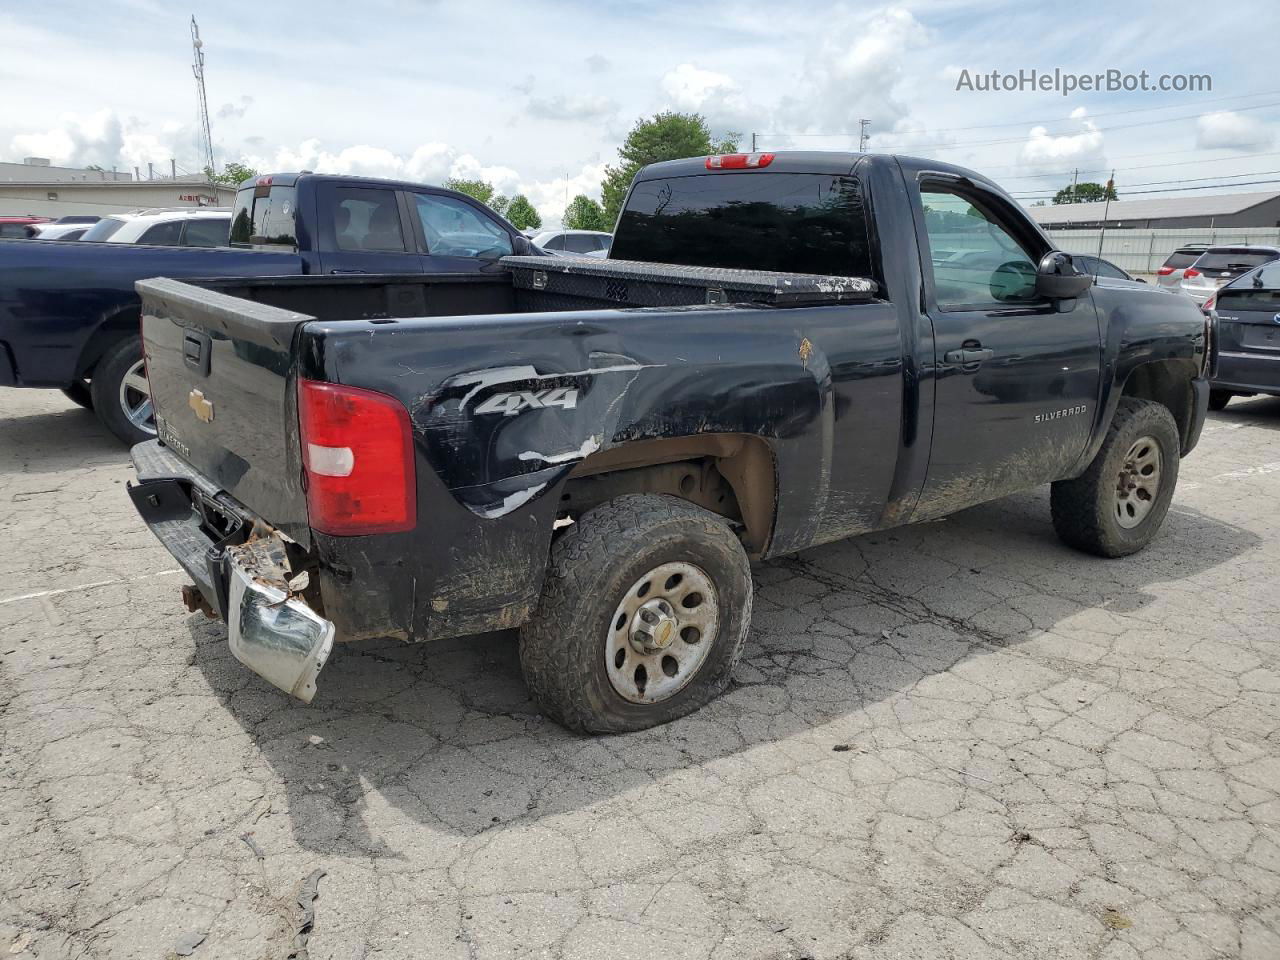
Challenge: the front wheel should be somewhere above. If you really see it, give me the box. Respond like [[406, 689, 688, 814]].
[[1050, 397, 1180, 558], [89, 336, 156, 446], [519, 494, 753, 733]]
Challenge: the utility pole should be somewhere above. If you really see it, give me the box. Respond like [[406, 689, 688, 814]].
[[191, 17, 216, 180], [170, 158, 177, 180], [1071, 167, 1078, 202], [858, 119, 870, 153], [751, 132, 757, 152]]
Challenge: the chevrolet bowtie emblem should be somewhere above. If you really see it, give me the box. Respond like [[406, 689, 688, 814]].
[[188, 388, 215, 423]]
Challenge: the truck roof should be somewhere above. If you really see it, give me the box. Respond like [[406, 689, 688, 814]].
[[237, 172, 471, 194], [633, 151, 1001, 192]]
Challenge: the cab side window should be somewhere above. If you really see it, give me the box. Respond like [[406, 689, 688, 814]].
[[921, 187, 1038, 308], [413, 194, 513, 260], [333, 188, 407, 252]]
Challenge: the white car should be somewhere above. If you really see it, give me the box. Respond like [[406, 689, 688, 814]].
[[80, 208, 232, 247], [32, 222, 93, 240], [531, 229, 612, 257]]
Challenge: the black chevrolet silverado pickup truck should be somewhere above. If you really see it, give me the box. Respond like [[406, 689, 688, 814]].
[[127, 151, 1211, 732], [0, 173, 538, 444]]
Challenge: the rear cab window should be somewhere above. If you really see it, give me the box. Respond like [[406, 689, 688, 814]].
[[611, 172, 876, 281], [230, 181, 297, 248]]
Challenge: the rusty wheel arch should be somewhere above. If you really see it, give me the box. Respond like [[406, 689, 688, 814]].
[[562, 434, 777, 556]]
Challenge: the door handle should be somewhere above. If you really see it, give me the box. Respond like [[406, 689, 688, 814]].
[[329, 268, 369, 275], [944, 347, 994, 365]]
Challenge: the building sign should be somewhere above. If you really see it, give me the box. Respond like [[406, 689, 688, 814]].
[[178, 193, 219, 206]]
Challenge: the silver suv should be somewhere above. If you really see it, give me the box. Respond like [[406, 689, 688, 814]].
[[1180, 246, 1280, 306]]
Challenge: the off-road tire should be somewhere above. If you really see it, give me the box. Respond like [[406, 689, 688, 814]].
[[519, 494, 753, 733], [61, 381, 93, 410], [1051, 397, 1180, 558], [1207, 390, 1234, 412], [89, 336, 153, 446]]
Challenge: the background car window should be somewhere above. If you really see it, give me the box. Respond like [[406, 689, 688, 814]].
[[921, 188, 1037, 307], [1090, 259, 1128, 280], [1164, 250, 1203, 269], [413, 194, 513, 259], [136, 220, 184, 245], [0, 224, 29, 238], [564, 234, 599, 254], [544, 235, 566, 250], [81, 217, 127, 242], [333, 188, 407, 252], [182, 218, 229, 248]]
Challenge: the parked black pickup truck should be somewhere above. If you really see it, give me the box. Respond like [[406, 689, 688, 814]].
[[0, 173, 539, 444], [128, 152, 1211, 732]]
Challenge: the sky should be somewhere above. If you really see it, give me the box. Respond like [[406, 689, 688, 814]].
[[2, 0, 1279, 226]]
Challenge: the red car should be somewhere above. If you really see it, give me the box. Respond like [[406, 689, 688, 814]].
[[0, 216, 52, 239]]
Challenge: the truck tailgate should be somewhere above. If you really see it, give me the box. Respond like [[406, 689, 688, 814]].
[[137, 277, 312, 547]]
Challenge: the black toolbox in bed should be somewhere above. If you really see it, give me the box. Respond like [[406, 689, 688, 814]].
[[500, 255, 878, 309]]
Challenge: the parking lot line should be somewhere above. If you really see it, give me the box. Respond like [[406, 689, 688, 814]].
[[0, 568, 182, 606]]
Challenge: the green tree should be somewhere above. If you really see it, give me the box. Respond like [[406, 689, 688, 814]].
[[205, 161, 259, 186], [563, 194, 609, 231], [1052, 181, 1117, 204], [490, 195, 511, 217], [505, 195, 542, 230], [444, 178, 496, 205], [600, 111, 740, 225]]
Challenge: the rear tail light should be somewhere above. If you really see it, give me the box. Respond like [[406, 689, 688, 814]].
[[705, 152, 775, 170], [1203, 295, 1216, 311], [1183, 268, 1201, 279], [1157, 266, 1174, 276], [298, 379, 416, 535]]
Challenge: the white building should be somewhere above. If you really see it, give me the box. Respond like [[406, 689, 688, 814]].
[[0, 157, 235, 219]]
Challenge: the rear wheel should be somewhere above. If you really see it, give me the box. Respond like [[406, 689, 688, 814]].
[[519, 494, 753, 733], [1208, 390, 1234, 412], [1050, 397, 1180, 557], [60, 380, 93, 410], [89, 336, 155, 445]]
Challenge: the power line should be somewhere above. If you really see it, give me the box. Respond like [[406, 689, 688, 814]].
[[760, 89, 1280, 138], [1011, 177, 1280, 201], [759, 99, 1280, 153]]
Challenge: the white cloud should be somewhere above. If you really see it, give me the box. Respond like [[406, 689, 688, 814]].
[[784, 5, 930, 134], [1197, 111, 1274, 151], [585, 54, 610, 74], [527, 95, 617, 122], [520, 162, 609, 227], [660, 63, 753, 130], [8, 109, 196, 174], [1019, 109, 1106, 171]]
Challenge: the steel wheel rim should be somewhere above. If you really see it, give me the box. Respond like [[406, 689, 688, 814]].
[[605, 560, 719, 704], [118, 359, 156, 434], [1115, 435, 1161, 529]]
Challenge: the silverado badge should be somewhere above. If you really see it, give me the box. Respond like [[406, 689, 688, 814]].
[[188, 388, 215, 423]]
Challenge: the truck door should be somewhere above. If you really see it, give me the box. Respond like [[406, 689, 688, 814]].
[[315, 183, 425, 275], [910, 174, 1102, 520]]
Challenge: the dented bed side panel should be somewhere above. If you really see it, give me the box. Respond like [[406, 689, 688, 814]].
[[298, 297, 910, 640]]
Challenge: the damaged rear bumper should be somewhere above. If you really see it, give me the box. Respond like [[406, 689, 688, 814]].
[[128, 440, 334, 703]]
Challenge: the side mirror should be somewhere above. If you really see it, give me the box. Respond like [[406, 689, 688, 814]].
[[511, 235, 538, 256], [1035, 251, 1093, 299]]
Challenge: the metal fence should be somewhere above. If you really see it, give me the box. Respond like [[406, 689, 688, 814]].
[[1043, 227, 1280, 275]]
